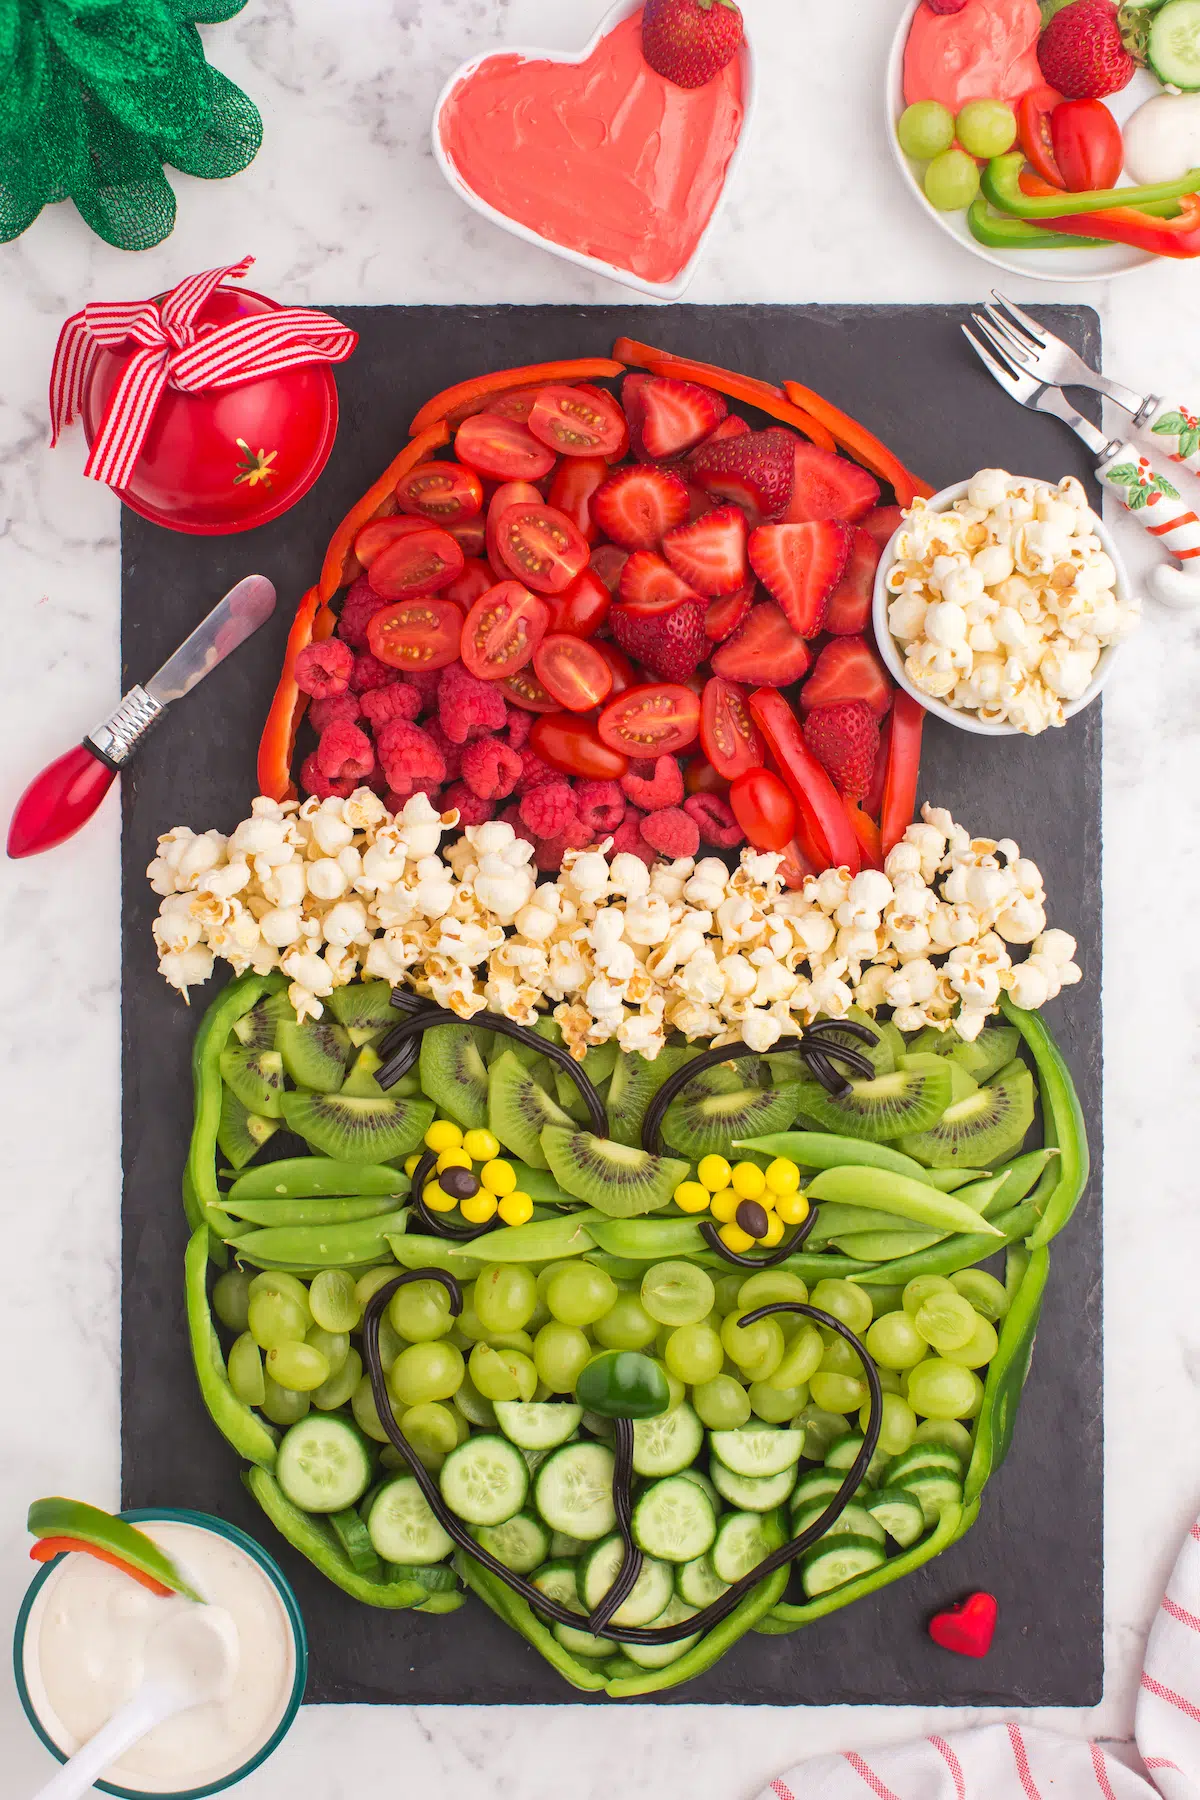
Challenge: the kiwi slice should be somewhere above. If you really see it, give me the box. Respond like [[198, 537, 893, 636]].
[[232, 990, 295, 1051], [216, 1085, 279, 1170], [661, 1073, 806, 1161], [327, 981, 398, 1046], [794, 1052, 953, 1143], [488, 1049, 576, 1168], [897, 1062, 1035, 1169], [281, 1090, 433, 1163], [420, 1024, 489, 1130], [219, 1043, 285, 1118], [342, 1046, 389, 1099], [540, 1126, 689, 1218], [907, 1021, 1020, 1084], [605, 1044, 704, 1147], [276, 1016, 352, 1093]]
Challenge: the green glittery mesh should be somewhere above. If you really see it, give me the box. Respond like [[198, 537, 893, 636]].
[[0, 0, 261, 249]]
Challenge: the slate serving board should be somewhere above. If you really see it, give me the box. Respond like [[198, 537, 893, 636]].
[[121, 305, 1102, 1705]]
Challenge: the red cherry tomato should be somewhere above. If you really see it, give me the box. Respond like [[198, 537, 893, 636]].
[[589, 544, 631, 593], [530, 714, 629, 780], [1051, 97, 1124, 192], [501, 667, 561, 713], [594, 639, 637, 696], [354, 515, 428, 568], [493, 502, 590, 596], [685, 757, 731, 797], [483, 385, 546, 423], [455, 413, 556, 482], [597, 684, 701, 758], [549, 455, 610, 543], [446, 517, 487, 558], [729, 768, 797, 853], [533, 634, 614, 713], [461, 581, 551, 681], [1016, 87, 1066, 188], [368, 527, 465, 601], [394, 460, 484, 524], [442, 557, 495, 613], [576, 382, 630, 462], [528, 384, 628, 458], [699, 677, 765, 782], [367, 597, 463, 673], [548, 569, 611, 638], [486, 481, 543, 577]]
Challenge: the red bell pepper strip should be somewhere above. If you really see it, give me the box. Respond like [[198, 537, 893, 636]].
[[845, 800, 884, 870], [1016, 89, 1066, 189], [865, 715, 890, 820], [783, 382, 933, 507], [879, 689, 925, 856], [1018, 171, 1200, 256], [319, 422, 450, 603], [30, 1538, 175, 1597], [410, 361, 626, 435], [258, 586, 335, 801], [611, 338, 838, 452], [748, 688, 860, 875], [1051, 98, 1123, 193]]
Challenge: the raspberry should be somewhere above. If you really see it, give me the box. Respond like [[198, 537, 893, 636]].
[[385, 785, 442, 816], [519, 781, 579, 840], [295, 638, 354, 699], [621, 755, 684, 811], [361, 682, 421, 727], [515, 748, 558, 795], [317, 721, 375, 783], [461, 739, 523, 801], [405, 666, 445, 714], [574, 780, 625, 837], [337, 575, 389, 649], [424, 718, 464, 783], [308, 692, 361, 734], [443, 782, 497, 827], [505, 705, 533, 751], [350, 650, 398, 694], [438, 662, 507, 744], [683, 791, 743, 849], [611, 807, 656, 866], [300, 752, 356, 801], [641, 806, 700, 859], [534, 818, 593, 873], [375, 719, 446, 796]]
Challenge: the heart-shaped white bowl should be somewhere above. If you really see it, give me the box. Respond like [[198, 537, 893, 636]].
[[431, 0, 756, 300]]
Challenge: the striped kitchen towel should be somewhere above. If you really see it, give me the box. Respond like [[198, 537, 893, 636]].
[[762, 1518, 1200, 1800]]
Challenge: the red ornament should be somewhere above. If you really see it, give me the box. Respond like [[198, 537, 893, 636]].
[[928, 1591, 998, 1658]]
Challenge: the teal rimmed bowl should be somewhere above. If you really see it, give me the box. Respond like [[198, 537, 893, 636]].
[[13, 1508, 307, 1800]]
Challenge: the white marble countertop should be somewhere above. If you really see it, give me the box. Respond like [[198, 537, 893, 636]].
[[4, 0, 1200, 1792]]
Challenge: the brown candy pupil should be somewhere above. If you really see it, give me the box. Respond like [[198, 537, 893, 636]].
[[439, 1166, 481, 1201], [735, 1200, 770, 1241]]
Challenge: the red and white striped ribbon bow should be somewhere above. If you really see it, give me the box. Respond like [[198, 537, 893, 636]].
[[49, 256, 358, 491], [757, 1510, 1200, 1800]]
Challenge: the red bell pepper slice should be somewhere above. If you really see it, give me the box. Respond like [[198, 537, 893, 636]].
[[845, 799, 884, 870], [258, 585, 336, 801], [782, 381, 933, 507], [611, 337, 839, 453], [1016, 88, 1066, 189], [30, 1538, 174, 1597], [319, 422, 450, 603], [879, 689, 925, 856], [1018, 172, 1200, 256], [410, 361, 626, 435], [748, 688, 860, 875], [1051, 98, 1123, 193]]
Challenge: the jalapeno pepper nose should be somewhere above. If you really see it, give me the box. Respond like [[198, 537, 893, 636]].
[[574, 1349, 671, 1419]]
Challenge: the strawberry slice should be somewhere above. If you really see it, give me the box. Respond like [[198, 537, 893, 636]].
[[704, 582, 755, 642], [690, 427, 796, 524], [710, 601, 811, 686], [802, 701, 881, 801], [609, 599, 708, 682], [781, 443, 881, 525], [618, 550, 701, 611], [748, 519, 851, 637], [592, 465, 691, 551], [662, 506, 749, 597], [824, 528, 881, 635], [800, 634, 893, 717], [862, 503, 905, 549], [633, 375, 727, 461], [702, 415, 751, 445]]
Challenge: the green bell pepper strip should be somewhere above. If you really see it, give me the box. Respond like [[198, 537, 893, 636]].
[[965, 1245, 1049, 1502], [185, 1226, 278, 1469], [805, 1167, 1005, 1238], [227, 1160, 410, 1201], [983, 150, 1200, 218], [736, 1132, 931, 1182], [230, 1211, 411, 1269], [576, 1350, 671, 1418], [245, 1467, 436, 1609], [604, 1568, 789, 1696], [754, 1501, 978, 1633], [188, 971, 280, 1245], [968, 193, 1114, 250], [455, 1553, 610, 1692], [27, 1499, 204, 1603], [1001, 998, 1089, 1249]]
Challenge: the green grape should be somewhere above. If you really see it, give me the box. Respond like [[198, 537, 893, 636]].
[[950, 1269, 1010, 1323], [402, 1402, 465, 1469], [955, 98, 1016, 158], [453, 1371, 498, 1428], [389, 1279, 454, 1343], [352, 1372, 405, 1443], [876, 1367, 905, 1396], [940, 1314, 999, 1369], [483, 1329, 536, 1357], [794, 1406, 847, 1461], [768, 1321, 824, 1389], [376, 1314, 406, 1374], [737, 1270, 808, 1312], [903, 1275, 956, 1318], [249, 1270, 311, 1315], [924, 148, 981, 211], [654, 1323, 675, 1358], [537, 1260, 585, 1302], [810, 1279, 873, 1337], [914, 1417, 973, 1460], [247, 1289, 309, 1351], [312, 1347, 363, 1412], [868, 1284, 905, 1317], [720, 1310, 784, 1381], [545, 1264, 617, 1328], [640, 1261, 715, 1327], [818, 1336, 867, 1379], [474, 1263, 538, 1334], [261, 1374, 310, 1427], [389, 1340, 465, 1406], [693, 1374, 752, 1430], [525, 1298, 552, 1335], [533, 1322, 591, 1393], [355, 1266, 399, 1309], [468, 1342, 537, 1402], [654, 1359, 686, 1412], [714, 1274, 745, 1314], [227, 1332, 265, 1407], [454, 1290, 492, 1345], [266, 1341, 331, 1393], [809, 1371, 868, 1414], [749, 1380, 808, 1423], [309, 1269, 362, 1333], [865, 1310, 927, 1370], [914, 1292, 978, 1353], [664, 1322, 724, 1386], [594, 1293, 659, 1351], [213, 1270, 253, 1333], [897, 98, 955, 160], [861, 1391, 917, 1457], [306, 1326, 349, 1376], [906, 1358, 983, 1419]]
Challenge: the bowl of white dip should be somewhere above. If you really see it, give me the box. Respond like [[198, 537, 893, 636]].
[[13, 1510, 306, 1799]]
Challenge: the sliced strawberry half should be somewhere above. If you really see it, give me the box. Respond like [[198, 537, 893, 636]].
[[592, 465, 691, 551], [749, 520, 852, 637], [609, 598, 708, 683], [824, 528, 882, 636], [862, 504, 905, 549], [710, 601, 812, 687], [800, 634, 893, 717], [690, 427, 796, 524], [662, 506, 749, 597], [701, 415, 751, 446], [704, 582, 755, 642], [618, 550, 701, 611], [802, 701, 881, 802], [633, 375, 728, 461], [781, 443, 881, 525]]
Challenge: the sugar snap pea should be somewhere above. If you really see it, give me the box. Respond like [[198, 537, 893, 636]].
[[805, 1167, 1005, 1238], [925, 1169, 990, 1191], [585, 1217, 708, 1259], [735, 1132, 930, 1182], [385, 1235, 488, 1278], [227, 1159, 410, 1201], [246, 1466, 434, 1610], [230, 1211, 409, 1269], [184, 1226, 277, 1469], [223, 1194, 401, 1228], [1001, 998, 1089, 1250], [831, 1228, 946, 1261], [409, 1212, 601, 1264], [976, 1149, 1056, 1218]]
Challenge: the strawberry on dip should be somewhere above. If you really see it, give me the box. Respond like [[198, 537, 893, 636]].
[[642, 0, 744, 88], [904, 0, 1043, 111]]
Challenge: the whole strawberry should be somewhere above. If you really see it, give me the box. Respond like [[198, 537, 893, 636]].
[[802, 701, 880, 802], [1037, 0, 1135, 99], [642, 0, 744, 89], [610, 599, 707, 681]]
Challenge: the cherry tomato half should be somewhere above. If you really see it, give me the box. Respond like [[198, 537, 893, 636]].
[[549, 455, 610, 544], [597, 683, 701, 758], [493, 502, 590, 596], [455, 413, 557, 483], [548, 569, 611, 638], [395, 460, 484, 524], [529, 384, 628, 458], [530, 714, 629, 780], [442, 557, 495, 613], [368, 527, 465, 600], [729, 768, 797, 853], [446, 517, 487, 559], [577, 382, 630, 462], [1016, 87, 1066, 188], [533, 634, 613, 713], [367, 597, 462, 672], [483, 385, 546, 423], [594, 639, 637, 696], [699, 676, 764, 782], [685, 757, 731, 797], [461, 581, 551, 681], [354, 515, 429, 568], [501, 667, 561, 713], [486, 481, 543, 577]]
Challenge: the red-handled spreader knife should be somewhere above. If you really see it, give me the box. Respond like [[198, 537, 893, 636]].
[[7, 574, 277, 859]]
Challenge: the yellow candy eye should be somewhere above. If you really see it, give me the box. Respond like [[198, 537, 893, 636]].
[[731, 1162, 766, 1200], [718, 1222, 756, 1254], [774, 1192, 810, 1227], [480, 1159, 517, 1197], [498, 1191, 534, 1227], [404, 1153, 422, 1177], [765, 1158, 801, 1196], [437, 1147, 472, 1173], [697, 1155, 732, 1193], [460, 1192, 499, 1225], [425, 1120, 464, 1154], [710, 1189, 740, 1224], [463, 1129, 500, 1162], [673, 1181, 711, 1214], [422, 1183, 457, 1214], [760, 1213, 786, 1247]]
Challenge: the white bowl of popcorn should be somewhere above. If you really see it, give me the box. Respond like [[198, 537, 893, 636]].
[[873, 470, 1139, 737]]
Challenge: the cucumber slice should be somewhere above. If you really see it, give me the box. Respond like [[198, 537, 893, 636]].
[[801, 1533, 887, 1598], [534, 1442, 617, 1541], [677, 1552, 731, 1607], [792, 1499, 885, 1541], [494, 1401, 583, 1450], [675, 1466, 723, 1512], [632, 1403, 704, 1477], [553, 1619, 611, 1659], [276, 1415, 371, 1513], [580, 1534, 675, 1626], [550, 1531, 589, 1559], [632, 1475, 717, 1563], [710, 1426, 806, 1478], [621, 1595, 701, 1669], [711, 1508, 785, 1585], [790, 1469, 845, 1513], [529, 1558, 579, 1612], [710, 1458, 798, 1513], [472, 1510, 551, 1574], [824, 1432, 890, 1487], [1149, 0, 1200, 88], [367, 1476, 455, 1564], [439, 1433, 529, 1526], [329, 1506, 382, 1576], [866, 1487, 927, 1549], [892, 1470, 964, 1527], [882, 1443, 963, 1484]]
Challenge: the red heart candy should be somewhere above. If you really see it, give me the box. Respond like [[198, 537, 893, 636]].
[[928, 1591, 998, 1658]]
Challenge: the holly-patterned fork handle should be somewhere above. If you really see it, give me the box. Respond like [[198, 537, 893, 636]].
[[1145, 400, 1200, 477], [1098, 441, 1200, 562]]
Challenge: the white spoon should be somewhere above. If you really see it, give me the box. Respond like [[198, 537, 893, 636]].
[[31, 1605, 238, 1800]]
